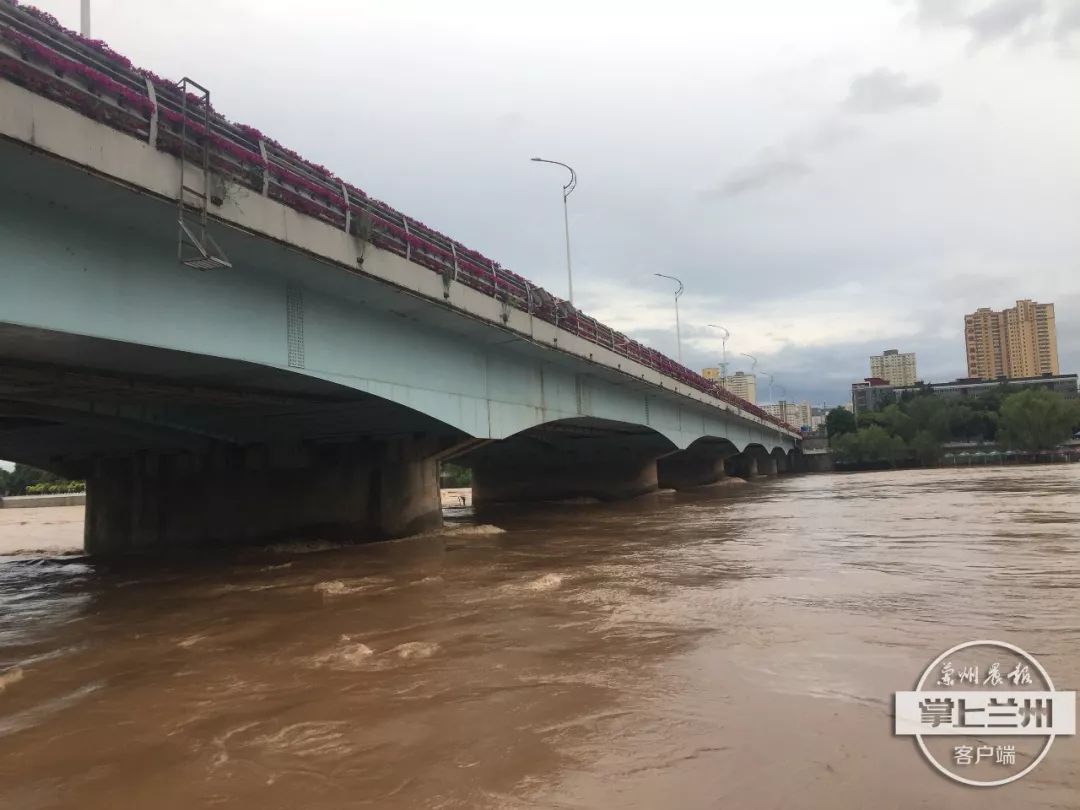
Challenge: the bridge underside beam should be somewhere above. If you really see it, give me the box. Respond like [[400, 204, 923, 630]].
[[84, 437, 443, 555]]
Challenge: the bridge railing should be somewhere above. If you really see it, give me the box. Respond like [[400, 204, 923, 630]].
[[0, 0, 798, 436]]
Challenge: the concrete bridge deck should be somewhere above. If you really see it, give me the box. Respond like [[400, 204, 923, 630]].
[[0, 4, 801, 554]]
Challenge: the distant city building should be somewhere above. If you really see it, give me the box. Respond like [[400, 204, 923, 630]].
[[964, 299, 1059, 380], [870, 349, 918, 387], [719, 371, 757, 405], [851, 377, 896, 414], [763, 400, 812, 429], [851, 373, 1078, 414]]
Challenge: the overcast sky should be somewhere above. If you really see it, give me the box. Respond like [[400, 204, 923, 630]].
[[30, 0, 1080, 406]]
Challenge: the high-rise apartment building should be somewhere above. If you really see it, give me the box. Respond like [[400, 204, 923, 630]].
[[717, 371, 757, 404], [869, 349, 918, 386], [964, 300, 1059, 380], [762, 400, 811, 429]]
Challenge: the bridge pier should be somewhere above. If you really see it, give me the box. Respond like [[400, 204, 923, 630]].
[[726, 445, 782, 479], [657, 440, 738, 490], [466, 424, 670, 505], [84, 437, 443, 555], [472, 456, 658, 504], [727, 453, 756, 479]]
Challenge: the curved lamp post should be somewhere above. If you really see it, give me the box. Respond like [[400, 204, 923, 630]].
[[531, 158, 577, 305], [654, 273, 684, 363], [760, 372, 775, 404]]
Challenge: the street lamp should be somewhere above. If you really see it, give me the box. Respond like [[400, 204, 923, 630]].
[[530, 157, 577, 305], [709, 324, 729, 377], [740, 352, 757, 373], [80, 0, 90, 36], [760, 372, 775, 403], [654, 273, 684, 363]]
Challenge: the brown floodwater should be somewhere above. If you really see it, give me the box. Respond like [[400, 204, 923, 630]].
[[1, 466, 1079, 809]]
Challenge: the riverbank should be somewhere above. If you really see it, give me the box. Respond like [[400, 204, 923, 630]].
[[0, 493, 86, 508], [834, 454, 1080, 472]]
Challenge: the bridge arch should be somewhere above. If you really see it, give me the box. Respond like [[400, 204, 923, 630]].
[[725, 442, 774, 479], [657, 435, 740, 490], [460, 417, 677, 505]]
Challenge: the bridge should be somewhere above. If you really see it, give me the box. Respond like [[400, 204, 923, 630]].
[[0, 3, 801, 555]]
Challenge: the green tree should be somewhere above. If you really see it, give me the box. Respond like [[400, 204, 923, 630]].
[[904, 396, 949, 441], [832, 426, 907, 465], [439, 462, 472, 487], [910, 430, 943, 465], [830, 431, 859, 463], [879, 403, 917, 442], [0, 464, 62, 496], [997, 389, 1078, 451], [826, 407, 857, 440], [857, 424, 907, 464]]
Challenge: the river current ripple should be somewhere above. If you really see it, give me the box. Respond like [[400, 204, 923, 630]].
[[1, 466, 1079, 809]]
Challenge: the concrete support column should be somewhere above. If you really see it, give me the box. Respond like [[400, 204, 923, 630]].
[[759, 455, 779, 476], [465, 426, 673, 506], [657, 445, 735, 490], [728, 452, 758, 479], [84, 437, 442, 555]]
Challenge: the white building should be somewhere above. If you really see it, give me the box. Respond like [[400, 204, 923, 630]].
[[719, 371, 757, 404], [762, 400, 812, 429], [870, 349, 918, 387]]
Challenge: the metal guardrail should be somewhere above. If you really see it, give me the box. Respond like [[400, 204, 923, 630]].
[[0, 0, 799, 436]]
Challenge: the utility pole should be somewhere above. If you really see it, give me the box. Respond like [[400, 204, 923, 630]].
[[80, 0, 90, 36]]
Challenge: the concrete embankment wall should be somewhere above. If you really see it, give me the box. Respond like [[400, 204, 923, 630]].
[[0, 493, 87, 508]]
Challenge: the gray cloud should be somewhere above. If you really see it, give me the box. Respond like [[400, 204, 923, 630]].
[[913, 0, 1080, 47], [709, 65, 934, 204], [804, 120, 861, 150], [702, 156, 810, 199], [913, 0, 970, 25], [1056, 0, 1080, 39], [699, 116, 861, 204], [968, 0, 1047, 42], [844, 68, 942, 113], [494, 111, 525, 131]]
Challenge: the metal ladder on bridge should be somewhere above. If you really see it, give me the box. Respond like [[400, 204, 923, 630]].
[[177, 78, 231, 271]]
